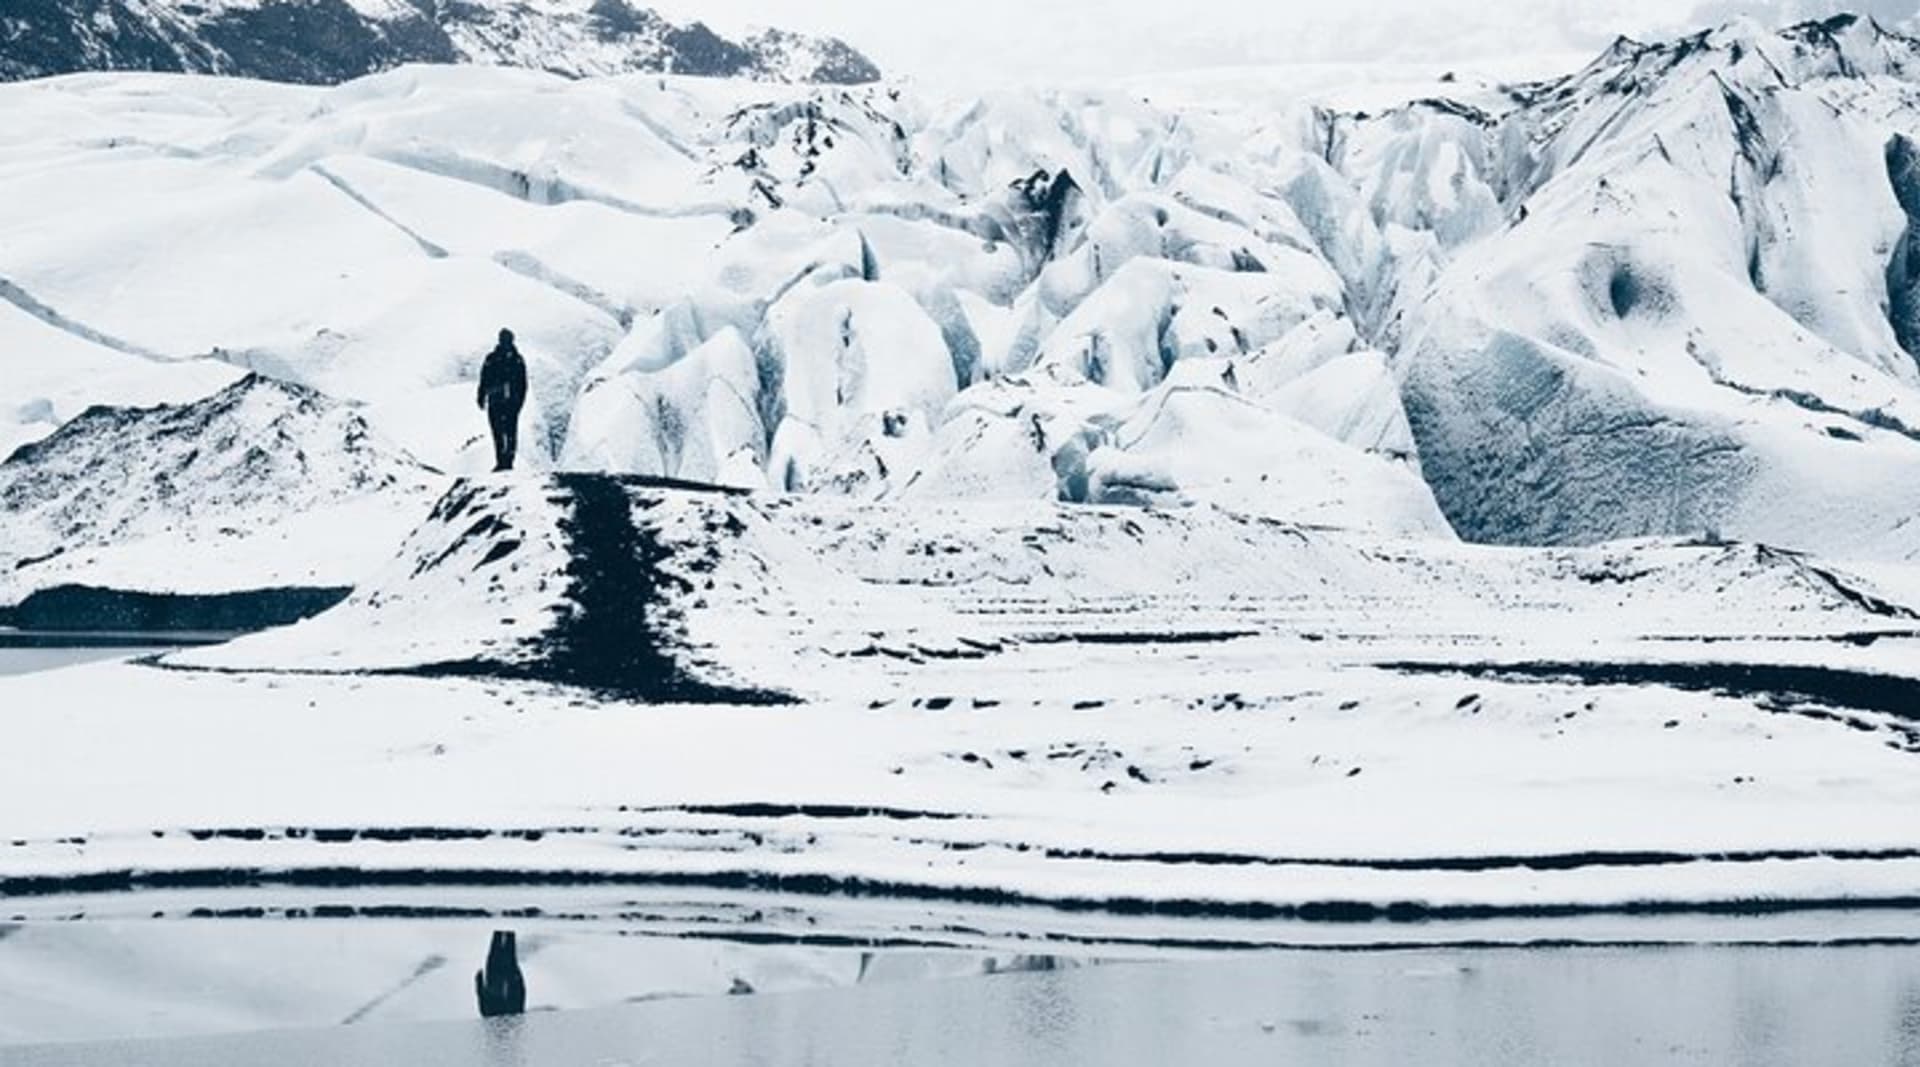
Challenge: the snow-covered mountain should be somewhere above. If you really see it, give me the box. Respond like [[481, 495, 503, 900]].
[[5, 12, 1920, 606], [0, 374, 441, 602], [0, 0, 881, 85]]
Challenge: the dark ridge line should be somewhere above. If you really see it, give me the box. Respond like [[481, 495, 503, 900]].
[[1383, 659, 1920, 724], [179, 826, 574, 844], [9, 866, 1920, 924], [675, 932, 1920, 955], [1723, 542, 1920, 620], [1793, 555, 1920, 620], [161, 810, 971, 844], [622, 928, 984, 951], [1712, 373, 1920, 450], [619, 803, 979, 822], [601, 928, 1920, 955], [1638, 630, 1920, 647], [1018, 630, 1261, 646], [1036, 845, 1920, 872], [545, 471, 756, 497], [15, 896, 1920, 954], [33, 824, 1920, 874]]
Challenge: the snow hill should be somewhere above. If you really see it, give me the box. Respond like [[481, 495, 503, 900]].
[[0, 374, 440, 603], [6, 12, 1920, 605], [185, 472, 1920, 700], [0, 0, 881, 85]]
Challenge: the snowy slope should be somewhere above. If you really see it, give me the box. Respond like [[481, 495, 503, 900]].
[[1367, 16, 1920, 558], [0, 0, 881, 85], [0, 375, 442, 602], [186, 473, 1920, 693]]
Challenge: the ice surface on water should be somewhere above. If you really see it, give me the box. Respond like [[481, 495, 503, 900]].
[[4, 937, 1918, 1065]]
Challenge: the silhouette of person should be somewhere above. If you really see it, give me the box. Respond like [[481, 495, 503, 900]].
[[475, 930, 527, 1017], [477, 328, 528, 472]]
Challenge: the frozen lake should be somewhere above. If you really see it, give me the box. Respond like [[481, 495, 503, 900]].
[[0, 634, 229, 676], [4, 934, 1918, 1065], [0, 646, 165, 676]]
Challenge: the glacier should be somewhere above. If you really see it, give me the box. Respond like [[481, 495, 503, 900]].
[[7, 17, 1920, 575]]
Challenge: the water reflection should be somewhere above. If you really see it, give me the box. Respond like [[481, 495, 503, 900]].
[[1, 929, 1918, 1066], [476, 1015, 528, 1067], [475, 931, 526, 1018], [1733, 949, 1787, 1067], [0, 644, 171, 676], [1010, 967, 1075, 1051], [1898, 981, 1920, 1064]]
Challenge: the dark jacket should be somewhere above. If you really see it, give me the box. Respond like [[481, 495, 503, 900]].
[[478, 342, 528, 413]]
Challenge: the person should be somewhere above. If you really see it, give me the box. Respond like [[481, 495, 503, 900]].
[[477, 328, 528, 472], [475, 929, 526, 1018]]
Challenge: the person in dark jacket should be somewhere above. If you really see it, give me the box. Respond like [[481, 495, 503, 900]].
[[477, 328, 528, 472], [474, 929, 526, 1018]]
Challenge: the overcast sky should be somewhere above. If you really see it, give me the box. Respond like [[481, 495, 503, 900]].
[[650, 0, 1920, 82]]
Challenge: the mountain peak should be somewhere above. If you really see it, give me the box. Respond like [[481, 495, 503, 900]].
[[0, 0, 883, 86], [1586, 10, 1920, 89]]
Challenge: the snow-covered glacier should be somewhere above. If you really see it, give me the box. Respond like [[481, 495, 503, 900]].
[[8, 16, 1920, 575]]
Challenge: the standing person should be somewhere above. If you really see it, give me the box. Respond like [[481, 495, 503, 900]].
[[477, 328, 528, 472]]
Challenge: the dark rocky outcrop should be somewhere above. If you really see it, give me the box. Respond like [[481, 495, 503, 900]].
[[0, 584, 350, 632]]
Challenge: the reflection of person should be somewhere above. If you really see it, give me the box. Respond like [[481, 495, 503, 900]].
[[477, 329, 528, 472], [475, 930, 527, 1017]]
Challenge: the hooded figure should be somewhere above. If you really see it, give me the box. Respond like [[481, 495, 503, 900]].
[[477, 328, 528, 472]]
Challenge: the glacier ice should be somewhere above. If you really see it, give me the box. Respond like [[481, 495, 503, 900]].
[[7, 15, 1920, 572]]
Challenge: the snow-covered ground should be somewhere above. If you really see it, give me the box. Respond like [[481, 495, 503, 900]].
[[5, 474, 1920, 924]]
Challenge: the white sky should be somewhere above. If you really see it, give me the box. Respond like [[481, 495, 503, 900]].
[[651, 0, 1920, 82]]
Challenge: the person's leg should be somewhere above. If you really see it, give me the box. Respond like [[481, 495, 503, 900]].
[[488, 405, 511, 471], [501, 408, 519, 471]]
